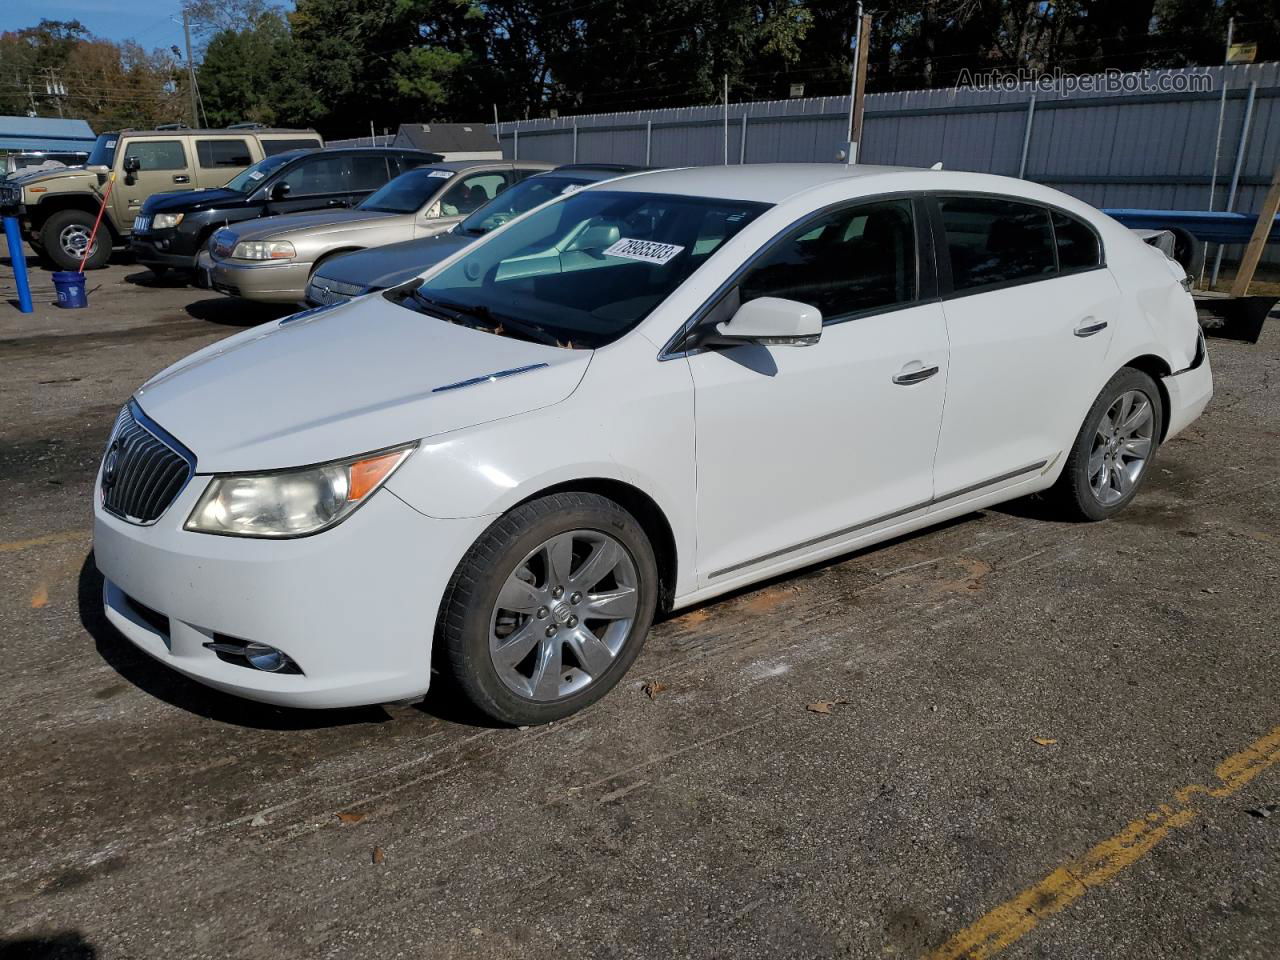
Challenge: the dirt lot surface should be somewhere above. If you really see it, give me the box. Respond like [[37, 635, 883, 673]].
[[2, 254, 1279, 960]]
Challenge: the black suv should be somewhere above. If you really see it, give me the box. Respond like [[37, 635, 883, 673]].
[[129, 147, 441, 274]]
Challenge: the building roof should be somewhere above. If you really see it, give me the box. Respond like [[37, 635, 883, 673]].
[[0, 115, 96, 152], [393, 123, 501, 154]]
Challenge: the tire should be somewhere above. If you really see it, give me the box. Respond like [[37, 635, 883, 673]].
[[1049, 367, 1164, 521], [438, 492, 659, 726], [40, 209, 111, 270]]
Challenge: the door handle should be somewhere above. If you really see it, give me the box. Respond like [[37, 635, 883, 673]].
[[173, 175, 190, 184], [892, 364, 940, 386], [1074, 318, 1108, 337]]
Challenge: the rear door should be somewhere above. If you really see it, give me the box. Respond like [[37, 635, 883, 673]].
[[114, 138, 194, 228], [346, 153, 399, 207], [192, 137, 256, 189], [929, 195, 1118, 505]]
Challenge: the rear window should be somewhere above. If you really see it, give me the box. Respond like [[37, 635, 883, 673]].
[[939, 196, 1055, 293], [196, 139, 252, 168], [262, 138, 321, 156]]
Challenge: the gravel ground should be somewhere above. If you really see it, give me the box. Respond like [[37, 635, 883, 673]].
[[1, 253, 1278, 960]]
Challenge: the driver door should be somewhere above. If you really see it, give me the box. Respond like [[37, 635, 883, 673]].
[[688, 197, 949, 585], [115, 138, 192, 226]]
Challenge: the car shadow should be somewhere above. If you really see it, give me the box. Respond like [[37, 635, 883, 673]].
[[79, 553, 394, 731], [182, 297, 297, 328], [124, 267, 191, 289], [0, 932, 97, 959]]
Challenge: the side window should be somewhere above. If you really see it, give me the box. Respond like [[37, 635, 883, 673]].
[[939, 196, 1055, 292], [439, 172, 514, 216], [279, 155, 348, 196], [195, 139, 251, 168], [123, 140, 187, 171], [1052, 210, 1101, 272], [739, 198, 917, 320], [347, 154, 394, 191], [261, 138, 321, 156]]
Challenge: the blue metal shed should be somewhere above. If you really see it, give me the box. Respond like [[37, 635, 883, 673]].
[[0, 115, 96, 152]]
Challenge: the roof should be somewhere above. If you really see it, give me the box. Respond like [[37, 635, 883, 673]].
[[418, 159, 524, 172], [108, 127, 318, 137], [0, 115, 96, 152], [393, 123, 501, 154], [603, 162, 920, 204]]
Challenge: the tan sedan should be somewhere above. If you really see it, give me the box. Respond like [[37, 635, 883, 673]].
[[206, 159, 552, 303]]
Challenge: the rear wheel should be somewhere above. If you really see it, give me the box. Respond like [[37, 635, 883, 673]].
[[1050, 367, 1163, 521], [438, 492, 658, 726], [41, 210, 111, 270]]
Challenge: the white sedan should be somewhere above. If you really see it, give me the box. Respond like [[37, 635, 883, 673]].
[[93, 163, 1211, 725]]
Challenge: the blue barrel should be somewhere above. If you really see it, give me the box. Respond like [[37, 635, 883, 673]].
[[52, 271, 88, 309]]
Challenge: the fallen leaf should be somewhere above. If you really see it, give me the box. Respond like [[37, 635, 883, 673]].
[[1032, 737, 1058, 746], [807, 701, 834, 715], [31, 583, 48, 609], [642, 680, 666, 700], [372, 846, 385, 864], [336, 811, 367, 824]]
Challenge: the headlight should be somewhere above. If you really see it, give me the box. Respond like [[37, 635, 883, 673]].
[[153, 212, 184, 228], [185, 444, 415, 538], [232, 240, 295, 260]]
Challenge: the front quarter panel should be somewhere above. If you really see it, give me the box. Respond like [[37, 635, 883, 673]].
[[386, 335, 699, 597]]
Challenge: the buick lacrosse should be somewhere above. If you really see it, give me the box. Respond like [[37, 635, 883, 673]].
[[95, 163, 1211, 725]]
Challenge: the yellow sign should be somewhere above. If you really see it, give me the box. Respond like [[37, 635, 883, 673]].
[[1228, 42, 1257, 64]]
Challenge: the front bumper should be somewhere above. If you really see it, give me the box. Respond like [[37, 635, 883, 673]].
[[130, 233, 200, 269], [209, 256, 312, 303], [1162, 335, 1213, 441], [94, 471, 489, 709]]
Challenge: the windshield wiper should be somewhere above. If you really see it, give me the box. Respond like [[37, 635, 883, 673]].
[[410, 292, 563, 347]]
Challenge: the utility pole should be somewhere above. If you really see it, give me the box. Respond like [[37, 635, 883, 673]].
[[182, 8, 199, 128], [845, 6, 871, 164], [723, 74, 729, 165]]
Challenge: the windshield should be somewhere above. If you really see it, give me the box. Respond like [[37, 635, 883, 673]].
[[85, 133, 118, 168], [224, 152, 297, 193], [457, 175, 594, 236], [399, 190, 769, 348], [359, 168, 452, 214]]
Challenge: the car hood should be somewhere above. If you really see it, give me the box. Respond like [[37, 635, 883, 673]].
[[15, 167, 96, 189], [316, 232, 475, 291], [143, 187, 244, 214], [134, 296, 590, 473], [231, 209, 395, 242]]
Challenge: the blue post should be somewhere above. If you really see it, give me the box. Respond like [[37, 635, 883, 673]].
[[3, 215, 33, 314]]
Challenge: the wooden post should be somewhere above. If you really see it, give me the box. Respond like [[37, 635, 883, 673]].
[[849, 12, 872, 159], [1229, 162, 1280, 297]]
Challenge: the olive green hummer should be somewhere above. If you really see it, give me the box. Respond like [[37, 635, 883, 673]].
[[2, 126, 321, 270]]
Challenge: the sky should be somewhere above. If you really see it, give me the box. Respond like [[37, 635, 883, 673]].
[[0, 1, 289, 51]]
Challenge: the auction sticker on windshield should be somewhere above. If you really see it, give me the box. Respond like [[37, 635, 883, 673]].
[[604, 238, 685, 265]]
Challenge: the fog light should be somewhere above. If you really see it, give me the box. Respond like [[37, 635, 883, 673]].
[[244, 641, 291, 672]]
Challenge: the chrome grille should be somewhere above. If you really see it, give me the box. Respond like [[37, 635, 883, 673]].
[[132, 215, 151, 233], [305, 275, 365, 306], [100, 403, 194, 524], [0, 182, 20, 209]]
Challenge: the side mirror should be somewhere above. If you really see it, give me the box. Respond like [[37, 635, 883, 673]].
[[122, 155, 140, 184], [270, 181, 291, 201], [567, 222, 621, 252], [709, 297, 822, 347], [422, 202, 441, 219]]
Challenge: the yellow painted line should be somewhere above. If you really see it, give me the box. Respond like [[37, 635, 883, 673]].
[[926, 725, 1280, 960], [0, 530, 90, 554]]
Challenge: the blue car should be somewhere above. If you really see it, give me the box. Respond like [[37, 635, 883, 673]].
[[305, 164, 646, 306]]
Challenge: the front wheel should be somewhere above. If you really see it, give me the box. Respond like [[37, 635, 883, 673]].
[[41, 209, 111, 270], [438, 492, 658, 726], [1049, 367, 1163, 521]]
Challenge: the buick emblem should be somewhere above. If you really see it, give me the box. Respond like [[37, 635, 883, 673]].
[[102, 440, 121, 492]]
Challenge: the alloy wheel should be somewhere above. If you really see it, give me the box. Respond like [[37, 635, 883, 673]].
[[59, 223, 96, 260], [1089, 389, 1155, 506], [489, 529, 639, 701]]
